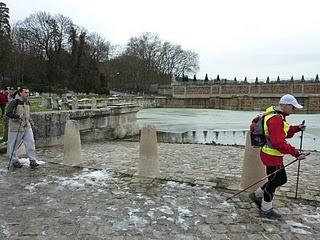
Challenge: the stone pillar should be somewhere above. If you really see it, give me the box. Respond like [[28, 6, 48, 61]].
[[61, 102, 70, 110], [71, 97, 79, 110], [138, 125, 160, 177], [240, 131, 266, 191], [91, 97, 97, 109], [63, 120, 83, 166], [42, 97, 52, 109]]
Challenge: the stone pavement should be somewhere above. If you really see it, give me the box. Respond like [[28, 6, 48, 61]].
[[0, 141, 319, 239]]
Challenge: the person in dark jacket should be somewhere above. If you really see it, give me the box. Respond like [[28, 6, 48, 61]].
[[6, 86, 39, 169], [249, 94, 307, 219]]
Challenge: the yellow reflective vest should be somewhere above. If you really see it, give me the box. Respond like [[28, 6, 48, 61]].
[[261, 107, 290, 157]]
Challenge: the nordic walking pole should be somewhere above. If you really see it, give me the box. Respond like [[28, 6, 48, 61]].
[[295, 120, 305, 198], [226, 153, 310, 201], [7, 121, 22, 170]]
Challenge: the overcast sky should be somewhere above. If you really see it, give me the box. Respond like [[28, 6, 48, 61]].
[[5, 0, 320, 81]]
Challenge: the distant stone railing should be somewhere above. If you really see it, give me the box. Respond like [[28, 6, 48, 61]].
[[41, 96, 165, 110], [31, 105, 141, 147], [166, 82, 320, 112], [172, 82, 320, 98]]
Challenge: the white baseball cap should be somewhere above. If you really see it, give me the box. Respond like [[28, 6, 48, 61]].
[[279, 94, 303, 109]]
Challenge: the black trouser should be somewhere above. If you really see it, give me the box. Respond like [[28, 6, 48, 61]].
[[261, 165, 287, 202]]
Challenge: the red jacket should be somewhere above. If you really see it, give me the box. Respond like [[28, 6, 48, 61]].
[[260, 113, 301, 166], [0, 91, 8, 104]]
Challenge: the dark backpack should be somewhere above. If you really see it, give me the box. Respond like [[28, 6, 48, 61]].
[[250, 113, 267, 147]]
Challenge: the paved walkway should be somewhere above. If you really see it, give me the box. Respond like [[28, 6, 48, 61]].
[[0, 141, 319, 239]]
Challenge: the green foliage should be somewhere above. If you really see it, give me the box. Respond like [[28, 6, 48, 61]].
[[29, 84, 51, 93], [95, 87, 110, 95], [29, 97, 52, 112]]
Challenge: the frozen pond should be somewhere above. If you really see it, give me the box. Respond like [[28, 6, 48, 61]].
[[137, 108, 320, 151]]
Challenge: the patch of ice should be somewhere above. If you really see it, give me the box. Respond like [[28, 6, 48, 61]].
[[163, 195, 177, 205], [303, 212, 320, 223], [106, 206, 117, 211], [158, 205, 174, 215], [177, 216, 189, 230], [25, 180, 49, 192], [1, 224, 11, 238], [52, 169, 114, 189], [112, 215, 148, 232], [144, 199, 155, 205], [178, 206, 192, 216], [286, 220, 311, 229], [79, 169, 113, 182], [290, 227, 312, 235], [46, 197, 56, 203], [127, 207, 141, 215], [286, 220, 312, 235], [112, 221, 129, 231], [219, 201, 231, 207], [166, 181, 189, 189], [147, 210, 154, 219], [198, 195, 209, 200], [136, 193, 144, 199], [231, 213, 238, 220], [167, 217, 174, 222], [56, 177, 85, 188]]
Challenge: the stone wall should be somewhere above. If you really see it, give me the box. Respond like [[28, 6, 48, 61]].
[[172, 82, 320, 98], [167, 82, 320, 112], [30, 105, 141, 147], [159, 96, 320, 113]]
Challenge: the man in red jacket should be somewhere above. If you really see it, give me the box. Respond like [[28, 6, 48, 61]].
[[249, 94, 307, 219]]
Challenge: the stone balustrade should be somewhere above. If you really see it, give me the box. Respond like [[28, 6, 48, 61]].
[[168, 82, 320, 112], [173, 82, 320, 98], [30, 105, 141, 147], [42, 96, 164, 110]]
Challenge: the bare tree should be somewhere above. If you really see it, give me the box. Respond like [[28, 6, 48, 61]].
[[87, 32, 110, 62], [123, 32, 199, 88]]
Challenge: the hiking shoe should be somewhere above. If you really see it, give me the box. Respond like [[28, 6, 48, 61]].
[[12, 161, 23, 168], [249, 192, 262, 209], [260, 208, 282, 220], [30, 160, 39, 169]]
